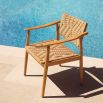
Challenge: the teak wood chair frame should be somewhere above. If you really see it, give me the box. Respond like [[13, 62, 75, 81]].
[[24, 14, 88, 97]]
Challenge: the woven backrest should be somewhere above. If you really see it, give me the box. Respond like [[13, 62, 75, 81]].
[[59, 13, 87, 47]]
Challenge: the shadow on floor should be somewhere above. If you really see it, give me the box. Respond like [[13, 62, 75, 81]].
[[46, 65, 103, 98]]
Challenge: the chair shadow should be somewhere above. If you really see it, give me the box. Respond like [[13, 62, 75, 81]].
[[46, 65, 103, 98]]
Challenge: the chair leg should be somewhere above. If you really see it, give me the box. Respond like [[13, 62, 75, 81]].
[[59, 64, 62, 66], [79, 57, 84, 85], [42, 65, 48, 97], [24, 51, 28, 76]]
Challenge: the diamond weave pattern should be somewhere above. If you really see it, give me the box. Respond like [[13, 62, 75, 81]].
[[26, 41, 78, 64], [59, 13, 86, 46]]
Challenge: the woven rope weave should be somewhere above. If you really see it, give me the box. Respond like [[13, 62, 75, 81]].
[[26, 41, 78, 64], [25, 13, 87, 64], [59, 13, 86, 46]]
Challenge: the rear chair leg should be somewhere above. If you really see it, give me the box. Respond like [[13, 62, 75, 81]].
[[42, 65, 48, 97], [24, 51, 28, 76], [80, 57, 84, 85]]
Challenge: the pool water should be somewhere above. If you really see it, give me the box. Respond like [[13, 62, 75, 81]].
[[0, 0, 103, 58]]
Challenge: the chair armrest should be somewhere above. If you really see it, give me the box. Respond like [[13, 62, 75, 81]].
[[24, 20, 60, 31], [33, 32, 88, 47]]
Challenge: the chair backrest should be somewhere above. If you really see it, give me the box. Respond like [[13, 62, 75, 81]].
[[59, 13, 87, 47]]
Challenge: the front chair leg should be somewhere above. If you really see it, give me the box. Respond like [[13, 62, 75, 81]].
[[24, 51, 28, 76], [42, 65, 48, 97], [42, 46, 49, 97], [79, 57, 84, 85]]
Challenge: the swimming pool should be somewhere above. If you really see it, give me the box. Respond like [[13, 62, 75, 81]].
[[0, 0, 103, 58]]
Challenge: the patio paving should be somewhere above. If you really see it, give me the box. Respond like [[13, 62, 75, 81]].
[[0, 45, 103, 103]]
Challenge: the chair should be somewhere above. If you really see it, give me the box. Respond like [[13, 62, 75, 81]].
[[24, 13, 88, 97]]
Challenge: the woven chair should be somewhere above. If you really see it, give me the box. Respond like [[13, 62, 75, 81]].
[[24, 13, 88, 97]]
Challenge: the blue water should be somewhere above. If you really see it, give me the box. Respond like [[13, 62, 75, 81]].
[[0, 0, 103, 58]]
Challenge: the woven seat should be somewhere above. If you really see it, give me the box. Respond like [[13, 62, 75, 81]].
[[26, 41, 78, 64], [24, 13, 88, 97]]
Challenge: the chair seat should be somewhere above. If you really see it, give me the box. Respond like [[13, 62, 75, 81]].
[[25, 41, 79, 64]]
